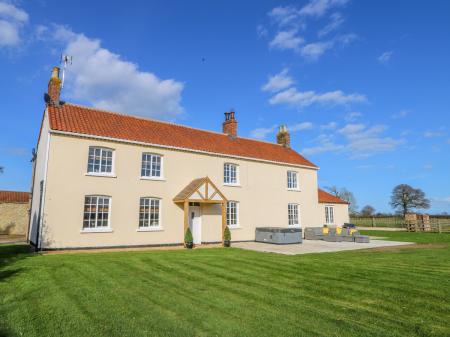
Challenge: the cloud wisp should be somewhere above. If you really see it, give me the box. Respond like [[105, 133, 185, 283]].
[[250, 122, 314, 140], [261, 68, 295, 93], [263, 0, 354, 61], [378, 51, 393, 64], [269, 87, 366, 109], [302, 123, 405, 158]]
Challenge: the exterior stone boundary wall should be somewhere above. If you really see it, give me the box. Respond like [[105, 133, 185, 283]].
[[0, 202, 29, 235]]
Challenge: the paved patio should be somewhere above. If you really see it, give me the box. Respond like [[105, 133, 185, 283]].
[[233, 239, 413, 255]]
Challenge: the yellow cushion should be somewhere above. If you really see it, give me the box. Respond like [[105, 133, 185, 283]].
[[336, 227, 342, 235], [350, 229, 357, 235], [322, 228, 329, 235]]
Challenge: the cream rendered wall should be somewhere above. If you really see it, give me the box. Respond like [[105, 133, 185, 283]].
[[319, 203, 350, 226], [42, 133, 321, 249], [29, 111, 50, 246]]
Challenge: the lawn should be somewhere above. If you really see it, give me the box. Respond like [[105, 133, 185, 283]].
[[1, 233, 449, 337]]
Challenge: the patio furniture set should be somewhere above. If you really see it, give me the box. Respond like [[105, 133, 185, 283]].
[[304, 225, 370, 243]]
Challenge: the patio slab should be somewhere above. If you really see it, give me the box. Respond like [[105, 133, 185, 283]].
[[232, 239, 413, 255]]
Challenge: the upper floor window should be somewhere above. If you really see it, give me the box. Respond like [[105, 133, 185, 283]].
[[224, 163, 238, 185], [226, 201, 239, 227], [139, 197, 161, 228], [325, 205, 334, 224], [288, 203, 300, 226], [141, 153, 163, 178], [83, 195, 111, 229], [287, 171, 298, 190], [87, 147, 113, 174]]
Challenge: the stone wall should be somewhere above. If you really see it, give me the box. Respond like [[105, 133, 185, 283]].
[[0, 202, 29, 235]]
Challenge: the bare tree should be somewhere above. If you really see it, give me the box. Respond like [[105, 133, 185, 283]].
[[326, 186, 358, 214], [390, 184, 430, 217], [361, 205, 375, 216]]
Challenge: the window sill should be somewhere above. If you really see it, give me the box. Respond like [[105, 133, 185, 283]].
[[228, 225, 241, 230], [85, 173, 117, 178], [140, 177, 166, 181], [223, 183, 241, 187], [80, 228, 113, 233], [137, 227, 164, 232], [287, 188, 301, 192], [288, 225, 301, 228]]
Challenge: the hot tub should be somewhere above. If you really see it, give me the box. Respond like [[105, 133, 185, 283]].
[[255, 227, 302, 244]]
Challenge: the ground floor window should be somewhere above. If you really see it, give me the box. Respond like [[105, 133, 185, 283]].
[[288, 203, 299, 226], [139, 197, 161, 228], [83, 196, 111, 229], [226, 201, 239, 227], [325, 205, 334, 224]]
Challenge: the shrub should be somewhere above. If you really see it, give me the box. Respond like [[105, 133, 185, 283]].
[[184, 228, 193, 243], [224, 226, 231, 241]]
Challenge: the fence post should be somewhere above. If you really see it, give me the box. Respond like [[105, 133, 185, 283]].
[[372, 217, 375, 227], [438, 219, 441, 234]]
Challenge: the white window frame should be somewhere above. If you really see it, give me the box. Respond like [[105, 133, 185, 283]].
[[288, 203, 300, 227], [325, 205, 334, 224], [223, 163, 239, 186], [226, 201, 240, 228], [81, 195, 112, 233], [137, 197, 163, 231], [140, 153, 164, 180], [86, 147, 116, 177], [287, 171, 299, 190]]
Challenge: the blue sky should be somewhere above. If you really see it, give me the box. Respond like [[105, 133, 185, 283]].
[[0, 0, 449, 213]]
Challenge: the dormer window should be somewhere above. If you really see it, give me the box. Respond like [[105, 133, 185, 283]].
[[87, 147, 114, 175], [141, 153, 163, 179], [287, 171, 299, 190], [224, 163, 239, 185]]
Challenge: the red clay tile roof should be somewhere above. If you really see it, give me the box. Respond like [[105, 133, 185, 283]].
[[318, 189, 349, 204], [0, 190, 29, 203], [47, 103, 317, 168]]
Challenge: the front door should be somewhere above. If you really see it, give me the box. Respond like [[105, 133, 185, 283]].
[[189, 206, 202, 244]]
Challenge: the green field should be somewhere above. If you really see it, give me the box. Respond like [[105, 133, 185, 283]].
[[1, 232, 449, 337]]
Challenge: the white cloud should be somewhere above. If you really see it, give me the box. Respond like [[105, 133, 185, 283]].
[[53, 26, 184, 119], [0, 1, 28, 47], [424, 131, 444, 138], [378, 51, 393, 63], [303, 123, 404, 158], [269, 87, 366, 108], [299, 0, 349, 18], [249, 125, 277, 140], [268, 6, 300, 27], [300, 41, 333, 60], [261, 68, 294, 93], [290, 122, 313, 131], [321, 122, 338, 130], [391, 109, 409, 119], [318, 12, 344, 37], [256, 24, 268, 38], [269, 30, 304, 51], [345, 111, 362, 121]]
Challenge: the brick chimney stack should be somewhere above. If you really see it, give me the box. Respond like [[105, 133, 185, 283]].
[[223, 110, 237, 138], [47, 67, 61, 106], [276, 125, 290, 148]]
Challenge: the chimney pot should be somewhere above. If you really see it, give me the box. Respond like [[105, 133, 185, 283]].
[[223, 111, 238, 138], [276, 124, 290, 148]]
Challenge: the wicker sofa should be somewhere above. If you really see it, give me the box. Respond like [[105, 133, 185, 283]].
[[304, 226, 370, 243]]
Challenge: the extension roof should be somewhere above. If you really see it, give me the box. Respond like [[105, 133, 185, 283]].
[[318, 189, 349, 204]]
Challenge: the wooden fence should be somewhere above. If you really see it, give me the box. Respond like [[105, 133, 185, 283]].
[[350, 216, 450, 233]]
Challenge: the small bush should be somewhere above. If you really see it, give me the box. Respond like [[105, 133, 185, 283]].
[[224, 226, 231, 241], [184, 228, 193, 243]]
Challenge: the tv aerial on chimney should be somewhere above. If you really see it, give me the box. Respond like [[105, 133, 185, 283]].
[[60, 54, 72, 89]]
